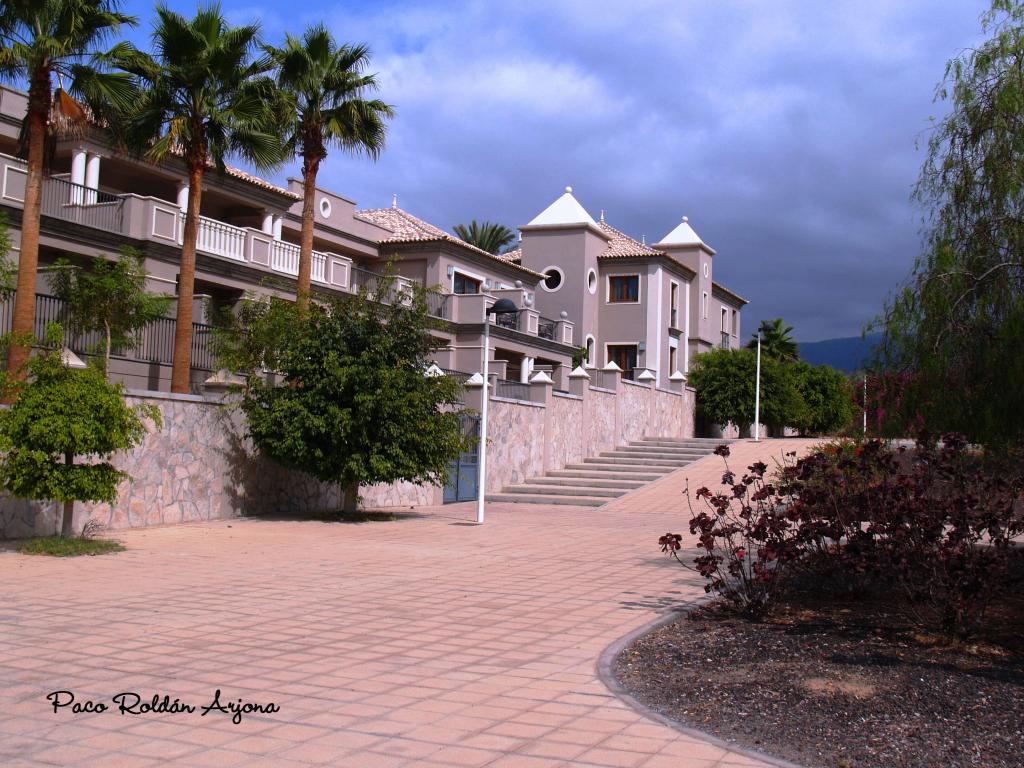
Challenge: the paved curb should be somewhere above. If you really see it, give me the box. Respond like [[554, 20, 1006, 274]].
[[595, 601, 810, 768]]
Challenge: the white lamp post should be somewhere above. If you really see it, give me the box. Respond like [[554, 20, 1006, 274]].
[[477, 298, 519, 524], [753, 332, 762, 441]]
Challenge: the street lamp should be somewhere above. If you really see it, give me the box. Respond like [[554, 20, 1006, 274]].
[[753, 332, 762, 441], [477, 297, 519, 524]]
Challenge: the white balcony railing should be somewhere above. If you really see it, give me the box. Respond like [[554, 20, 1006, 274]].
[[271, 239, 328, 283], [193, 214, 247, 262]]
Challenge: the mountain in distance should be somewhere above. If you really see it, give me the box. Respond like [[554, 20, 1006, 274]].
[[799, 332, 882, 372]]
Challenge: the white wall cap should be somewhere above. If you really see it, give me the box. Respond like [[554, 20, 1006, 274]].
[[529, 371, 554, 384], [668, 370, 687, 382], [424, 363, 444, 377], [602, 361, 623, 372], [568, 365, 591, 379], [464, 372, 484, 386], [203, 368, 246, 386], [636, 369, 657, 382], [61, 347, 87, 370]]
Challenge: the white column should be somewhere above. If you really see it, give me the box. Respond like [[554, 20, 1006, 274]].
[[519, 356, 534, 383], [70, 148, 87, 204], [261, 210, 274, 234], [84, 153, 100, 204], [272, 215, 283, 241], [176, 183, 189, 213]]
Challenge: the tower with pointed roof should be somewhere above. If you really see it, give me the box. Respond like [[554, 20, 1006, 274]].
[[654, 216, 720, 355], [518, 187, 611, 359]]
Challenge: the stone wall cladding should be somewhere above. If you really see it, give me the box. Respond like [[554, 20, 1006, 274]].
[[484, 398, 546, 492], [0, 379, 696, 538], [618, 381, 649, 444], [549, 393, 584, 469], [0, 393, 343, 539], [584, 389, 617, 458]]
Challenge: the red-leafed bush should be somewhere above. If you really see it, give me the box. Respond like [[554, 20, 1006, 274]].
[[661, 437, 1024, 637]]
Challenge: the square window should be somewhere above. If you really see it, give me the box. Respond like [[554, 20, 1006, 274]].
[[608, 275, 639, 303], [453, 273, 481, 294]]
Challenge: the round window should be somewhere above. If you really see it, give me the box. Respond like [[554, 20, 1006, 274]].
[[703, 262, 709, 279], [319, 197, 332, 218], [542, 267, 563, 292], [587, 269, 597, 294]]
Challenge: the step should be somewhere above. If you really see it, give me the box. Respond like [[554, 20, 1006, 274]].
[[530, 475, 647, 489], [548, 468, 665, 482], [639, 437, 731, 445], [625, 442, 714, 453], [602, 448, 708, 460], [500, 484, 625, 498], [584, 456, 690, 468], [486, 493, 607, 507], [563, 462, 667, 474]]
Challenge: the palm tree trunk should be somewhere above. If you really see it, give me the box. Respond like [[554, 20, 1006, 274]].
[[170, 164, 203, 393], [5, 68, 50, 395], [296, 155, 320, 313]]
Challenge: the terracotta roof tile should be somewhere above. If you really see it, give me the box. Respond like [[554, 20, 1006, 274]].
[[596, 221, 664, 259], [498, 247, 522, 264], [356, 207, 542, 278]]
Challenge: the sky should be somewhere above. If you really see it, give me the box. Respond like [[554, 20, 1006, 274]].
[[118, 0, 990, 341]]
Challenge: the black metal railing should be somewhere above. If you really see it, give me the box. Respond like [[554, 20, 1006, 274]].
[[0, 292, 215, 372], [537, 316, 556, 340], [41, 176, 126, 234], [494, 310, 520, 331], [494, 377, 532, 401], [350, 265, 450, 319]]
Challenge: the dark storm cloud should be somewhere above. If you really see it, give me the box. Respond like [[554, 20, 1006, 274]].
[[233, 0, 989, 341]]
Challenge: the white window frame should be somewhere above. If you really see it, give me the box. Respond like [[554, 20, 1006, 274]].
[[606, 273, 642, 305], [702, 291, 709, 319], [451, 267, 485, 294], [540, 265, 565, 293], [584, 334, 596, 367], [669, 279, 680, 329]]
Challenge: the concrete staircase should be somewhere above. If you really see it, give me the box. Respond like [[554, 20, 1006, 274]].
[[487, 437, 729, 507]]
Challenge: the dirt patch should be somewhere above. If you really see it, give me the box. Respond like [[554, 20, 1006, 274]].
[[616, 594, 1024, 768]]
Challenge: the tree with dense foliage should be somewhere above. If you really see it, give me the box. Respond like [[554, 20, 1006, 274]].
[[875, 0, 1024, 448], [238, 277, 467, 511], [747, 317, 799, 362], [122, 4, 280, 393], [0, 331, 158, 536], [50, 248, 172, 376], [688, 347, 802, 436], [792, 361, 855, 436], [453, 220, 516, 255], [269, 24, 392, 312], [209, 291, 299, 386], [0, 0, 137, 385]]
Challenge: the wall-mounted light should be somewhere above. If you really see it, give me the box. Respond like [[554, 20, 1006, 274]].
[[446, 265, 454, 277], [638, 342, 647, 354]]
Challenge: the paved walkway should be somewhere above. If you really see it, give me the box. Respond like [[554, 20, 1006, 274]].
[[1, 438, 821, 768]]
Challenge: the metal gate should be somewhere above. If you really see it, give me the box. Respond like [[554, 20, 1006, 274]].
[[443, 414, 480, 503]]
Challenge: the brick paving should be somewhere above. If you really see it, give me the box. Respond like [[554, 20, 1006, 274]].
[[1, 438, 821, 767]]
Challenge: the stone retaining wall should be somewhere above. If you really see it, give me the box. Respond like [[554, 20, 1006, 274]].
[[0, 372, 697, 538]]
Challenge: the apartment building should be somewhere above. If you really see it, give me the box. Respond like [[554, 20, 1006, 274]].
[[505, 187, 746, 389], [0, 84, 577, 393]]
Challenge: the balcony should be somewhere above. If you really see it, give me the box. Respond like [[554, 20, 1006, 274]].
[[0, 152, 450, 318], [0, 291, 216, 372]]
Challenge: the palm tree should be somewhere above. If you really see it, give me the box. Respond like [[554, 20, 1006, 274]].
[[453, 220, 516, 255], [748, 317, 800, 362], [124, 4, 280, 393], [270, 25, 392, 311], [0, 0, 137, 386]]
